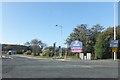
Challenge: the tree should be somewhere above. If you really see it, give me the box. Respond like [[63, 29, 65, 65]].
[[94, 31, 112, 59], [2, 44, 28, 54], [117, 26, 120, 58], [30, 39, 42, 56], [94, 32, 104, 59], [105, 26, 120, 58], [91, 24, 104, 44], [24, 39, 47, 56], [24, 41, 31, 51], [24, 41, 30, 46], [31, 39, 42, 46], [4, 45, 13, 51], [42, 46, 54, 57], [66, 24, 95, 54], [66, 24, 88, 44], [66, 24, 106, 59]]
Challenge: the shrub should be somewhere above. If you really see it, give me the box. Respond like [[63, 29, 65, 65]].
[[24, 50, 32, 55]]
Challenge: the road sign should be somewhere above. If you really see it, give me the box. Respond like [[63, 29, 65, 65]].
[[112, 48, 118, 52], [110, 40, 118, 44], [110, 40, 119, 48], [70, 40, 83, 52]]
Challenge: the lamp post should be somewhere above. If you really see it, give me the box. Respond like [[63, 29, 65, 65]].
[[55, 25, 63, 57]]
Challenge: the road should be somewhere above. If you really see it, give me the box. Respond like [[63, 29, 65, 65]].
[[2, 56, 118, 78]]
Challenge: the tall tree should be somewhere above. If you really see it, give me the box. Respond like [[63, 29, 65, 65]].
[[24, 39, 47, 56], [30, 39, 42, 56], [24, 41, 30, 46], [91, 24, 104, 44], [94, 31, 112, 59], [66, 24, 94, 54], [94, 33, 104, 59], [66, 24, 88, 44], [31, 39, 42, 46], [24, 41, 31, 51]]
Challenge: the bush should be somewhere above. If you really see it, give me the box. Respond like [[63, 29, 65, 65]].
[[24, 50, 32, 55]]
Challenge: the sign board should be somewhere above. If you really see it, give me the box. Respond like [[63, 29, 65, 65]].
[[70, 40, 83, 52], [110, 40, 118, 44], [87, 53, 91, 60], [110, 40, 119, 48], [112, 48, 118, 52], [110, 44, 118, 48], [79, 53, 84, 60]]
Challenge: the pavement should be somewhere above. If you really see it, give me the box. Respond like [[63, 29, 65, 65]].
[[0, 54, 13, 59], [2, 55, 119, 78]]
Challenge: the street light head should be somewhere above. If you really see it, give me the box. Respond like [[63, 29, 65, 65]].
[[55, 25, 63, 28]]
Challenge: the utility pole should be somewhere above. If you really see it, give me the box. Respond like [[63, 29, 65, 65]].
[[113, 0, 117, 60]]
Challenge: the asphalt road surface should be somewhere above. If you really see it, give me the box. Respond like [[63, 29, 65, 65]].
[[2, 56, 118, 78]]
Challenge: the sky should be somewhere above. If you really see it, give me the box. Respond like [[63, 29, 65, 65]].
[[2, 2, 118, 47]]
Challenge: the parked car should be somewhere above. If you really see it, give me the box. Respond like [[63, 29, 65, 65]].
[[7, 50, 16, 55]]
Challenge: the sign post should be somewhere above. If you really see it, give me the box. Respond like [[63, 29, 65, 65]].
[[110, 40, 119, 60]]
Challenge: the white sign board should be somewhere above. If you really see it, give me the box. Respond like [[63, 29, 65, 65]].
[[87, 53, 91, 60], [79, 53, 84, 60], [110, 40, 118, 48]]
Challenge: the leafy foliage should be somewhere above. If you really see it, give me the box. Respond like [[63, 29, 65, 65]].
[[2, 24, 120, 59], [24, 39, 47, 56], [66, 24, 120, 59], [2, 44, 28, 54]]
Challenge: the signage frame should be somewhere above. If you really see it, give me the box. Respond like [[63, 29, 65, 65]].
[[70, 40, 83, 53]]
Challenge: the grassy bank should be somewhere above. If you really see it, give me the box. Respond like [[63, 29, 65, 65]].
[[13, 54, 80, 59]]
